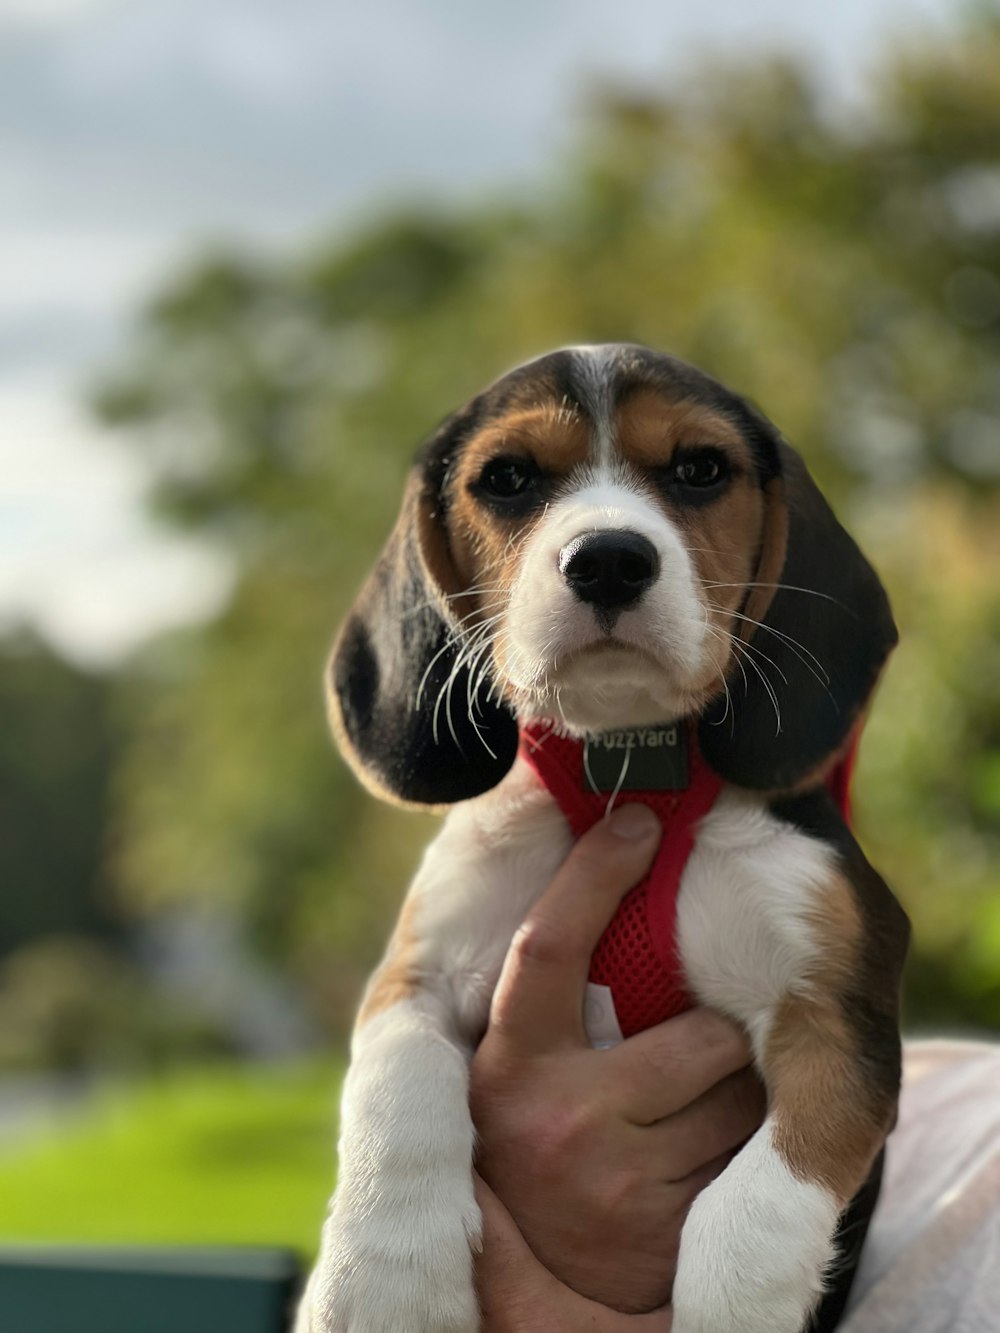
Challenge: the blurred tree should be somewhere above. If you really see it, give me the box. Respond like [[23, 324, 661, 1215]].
[[95, 12, 1000, 1036], [0, 634, 119, 955]]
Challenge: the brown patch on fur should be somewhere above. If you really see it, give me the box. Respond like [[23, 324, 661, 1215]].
[[612, 390, 772, 694], [764, 876, 893, 1205], [616, 390, 748, 467], [415, 478, 466, 600], [356, 894, 422, 1027], [807, 870, 864, 975], [461, 405, 591, 477], [446, 404, 590, 602], [673, 483, 762, 608]]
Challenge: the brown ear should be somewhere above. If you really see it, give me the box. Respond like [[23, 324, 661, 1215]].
[[328, 416, 519, 808], [699, 439, 897, 791]]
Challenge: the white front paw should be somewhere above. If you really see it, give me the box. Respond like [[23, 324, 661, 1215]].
[[672, 1128, 840, 1333], [304, 1181, 482, 1333]]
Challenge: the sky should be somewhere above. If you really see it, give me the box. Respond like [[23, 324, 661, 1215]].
[[0, 0, 959, 666]]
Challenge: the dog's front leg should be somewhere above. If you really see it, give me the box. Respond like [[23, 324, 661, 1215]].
[[297, 774, 568, 1333], [671, 794, 910, 1333], [301, 981, 481, 1333], [671, 993, 901, 1333]]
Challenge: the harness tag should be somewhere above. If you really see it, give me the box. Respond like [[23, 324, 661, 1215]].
[[583, 725, 689, 793], [584, 983, 625, 1049]]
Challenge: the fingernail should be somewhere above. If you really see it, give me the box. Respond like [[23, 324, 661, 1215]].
[[607, 804, 660, 839]]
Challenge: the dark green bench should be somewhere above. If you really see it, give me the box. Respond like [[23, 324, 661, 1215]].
[[0, 1246, 302, 1333]]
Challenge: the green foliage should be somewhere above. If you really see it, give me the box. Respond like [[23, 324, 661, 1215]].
[[0, 1061, 338, 1256], [0, 938, 147, 1073], [90, 16, 1000, 1036], [0, 636, 119, 957]]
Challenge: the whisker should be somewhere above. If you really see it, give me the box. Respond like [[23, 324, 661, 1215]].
[[428, 612, 506, 743], [704, 621, 749, 696], [721, 607, 831, 686], [603, 743, 633, 819], [705, 599, 836, 705], [730, 639, 782, 735], [699, 580, 850, 613], [701, 625, 735, 730], [733, 636, 790, 688], [400, 583, 507, 623]]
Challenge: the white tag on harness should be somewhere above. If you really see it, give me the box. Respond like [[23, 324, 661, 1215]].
[[584, 982, 624, 1049]]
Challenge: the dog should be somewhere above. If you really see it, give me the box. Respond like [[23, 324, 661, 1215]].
[[300, 344, 909, 1333]]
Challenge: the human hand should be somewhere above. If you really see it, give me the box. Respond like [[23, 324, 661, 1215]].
[[475, 1172, 672, 1333], [471, 803, 766, 1315]]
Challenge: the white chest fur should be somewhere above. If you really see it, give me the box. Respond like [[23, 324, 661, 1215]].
[[406, 761, 835, 1057], [678, 789, 835, 1056]]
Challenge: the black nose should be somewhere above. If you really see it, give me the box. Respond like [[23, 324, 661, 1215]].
[[559, 530, 660, 612]]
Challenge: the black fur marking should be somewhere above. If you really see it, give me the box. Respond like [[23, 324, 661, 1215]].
[[331, 399, 519, 806], [337, 617, 378, 734], [332, 583, 520, 806], [809, 1150, 885, 1333], [699, 444, 897, 791]]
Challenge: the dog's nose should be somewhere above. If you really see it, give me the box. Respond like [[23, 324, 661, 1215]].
[[558, 530, 660, 611]]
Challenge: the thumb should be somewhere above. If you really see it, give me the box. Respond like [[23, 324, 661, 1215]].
[[489, 804, 661, 1053]]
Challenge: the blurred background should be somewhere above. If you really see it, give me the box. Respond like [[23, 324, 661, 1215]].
[[1, 0, 998, 1263]]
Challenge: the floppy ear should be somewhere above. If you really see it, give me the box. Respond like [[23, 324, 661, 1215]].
[[327, 422, 519, 809], [698, 438, 897, 792]]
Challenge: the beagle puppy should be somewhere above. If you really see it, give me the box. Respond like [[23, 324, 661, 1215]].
[[302, 345, 909, 1333]]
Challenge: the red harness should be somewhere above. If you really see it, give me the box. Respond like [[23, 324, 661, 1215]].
[[520, 721, 858, 1039]]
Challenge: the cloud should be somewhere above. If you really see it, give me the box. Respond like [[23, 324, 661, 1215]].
[[0, 0, 959, 663], [1, 0, 959, 238], [0, 0, 119, 29], [0, 372, 232, 665]]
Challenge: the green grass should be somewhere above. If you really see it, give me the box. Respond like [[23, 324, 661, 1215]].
[[0, 1060, 342, 1259]]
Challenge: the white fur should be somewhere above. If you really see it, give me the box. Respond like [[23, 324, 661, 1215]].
[[672, 1122, 841, 1333], [504, 479, 713, 733], [678, 788, 836, 1055], [312, 997, 481, 1333], [407, 761, 573, 1039], [568, 344, 619, 465]]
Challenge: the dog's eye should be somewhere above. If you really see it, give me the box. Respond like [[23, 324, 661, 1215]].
[[479, 457, 538, 499], [670, 449, 730, 494]]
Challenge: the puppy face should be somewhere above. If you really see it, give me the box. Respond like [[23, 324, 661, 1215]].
[[440, 347, 779, 734], [330, 344, 894, 807]]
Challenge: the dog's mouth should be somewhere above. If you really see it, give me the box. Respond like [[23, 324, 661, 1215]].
[[501, 633, 703, 734], [499, 632, 659, 690], [555, 637, 660, 670]]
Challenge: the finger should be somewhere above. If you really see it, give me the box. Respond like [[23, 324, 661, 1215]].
[[610, 1007, 754, 1124], [489, 804, 661, 1053], [475, 1174, 548, 1312], [654, 1145, 739, 1229], [652, 1068, 767, 1181], [474, 1175, 674, 1333]]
